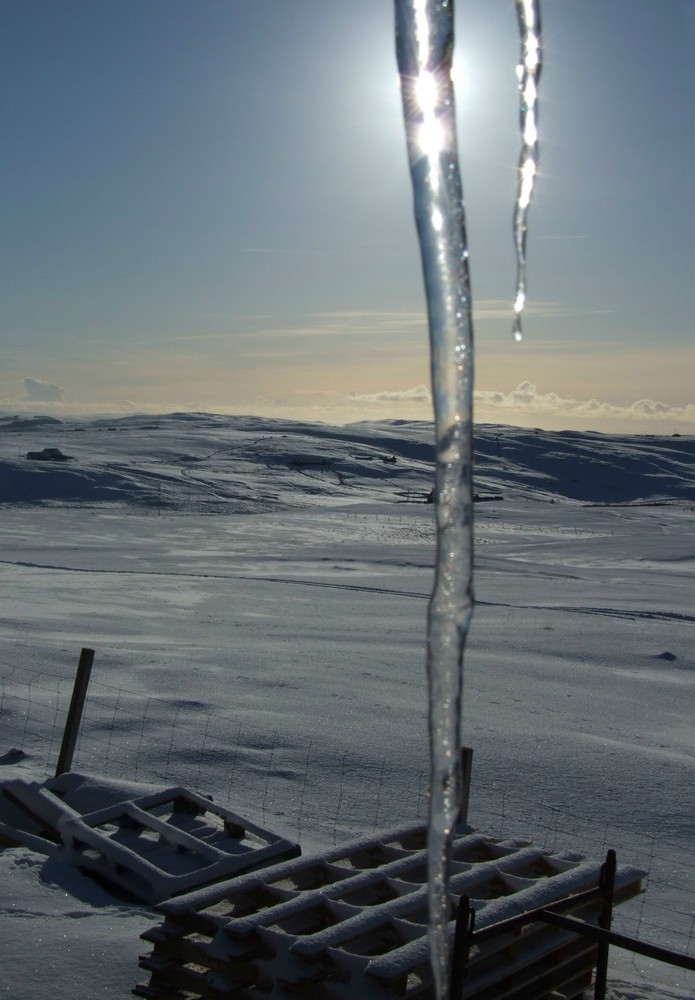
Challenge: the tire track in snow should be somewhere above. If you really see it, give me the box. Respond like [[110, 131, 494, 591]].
[[477, 601, 695, 625], [0, 558, 428, 600], [3, 558, 694, 623]]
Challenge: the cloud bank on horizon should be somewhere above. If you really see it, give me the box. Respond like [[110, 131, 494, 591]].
[[474, 383, 695, 431], [2, 376, 693, 436], [350, 381, 695, 432]]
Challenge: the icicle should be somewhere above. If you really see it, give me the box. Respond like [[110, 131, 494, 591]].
[[395, 2, 474, 997], [512, 0, 542, 342]]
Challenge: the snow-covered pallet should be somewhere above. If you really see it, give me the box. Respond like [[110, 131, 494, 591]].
[[2, 779, 300, 904], [133, 822, 644, 999]]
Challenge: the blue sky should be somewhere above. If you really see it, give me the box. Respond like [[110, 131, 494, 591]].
[[1, 0, 693, 432]]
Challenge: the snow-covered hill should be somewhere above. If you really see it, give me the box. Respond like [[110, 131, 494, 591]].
[[0, 413, 693, 998], [1, 411, 693, 508]]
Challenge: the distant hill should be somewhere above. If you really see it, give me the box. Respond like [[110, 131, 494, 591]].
[[0, 415, 63, 431], [0, 413, 692, 509]]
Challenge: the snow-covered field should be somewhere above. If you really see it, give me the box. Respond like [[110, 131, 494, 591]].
[[0, 412, 693, 998]]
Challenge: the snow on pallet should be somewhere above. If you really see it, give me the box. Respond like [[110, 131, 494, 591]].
[[134, 822, 644, 999], [1, 778, 300, 904]]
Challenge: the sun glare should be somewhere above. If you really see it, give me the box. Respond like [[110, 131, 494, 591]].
[[518, 156, 536, 208]]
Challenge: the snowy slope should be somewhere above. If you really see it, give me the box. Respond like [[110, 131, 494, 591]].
[[0, 414, 693, 998], [1, 411, 693, 508]]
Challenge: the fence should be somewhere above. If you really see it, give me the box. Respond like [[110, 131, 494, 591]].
[[1, 654, 693, 995], [0, 655, 428, 847]]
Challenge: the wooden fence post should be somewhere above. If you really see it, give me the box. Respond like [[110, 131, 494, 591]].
[[450, 894, 474, 1000], [593, 848, 617, 1000], [55, 647, 95, 777], [457, 747, 474, 827]]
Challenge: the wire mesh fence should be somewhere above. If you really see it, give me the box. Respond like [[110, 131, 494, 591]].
[[1, 655, 693, 994]]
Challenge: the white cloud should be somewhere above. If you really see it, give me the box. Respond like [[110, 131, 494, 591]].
[[341, 381, 695, 433], [347, 385, 431, 404], [475, 382, 695, 430], [23, 377, 66, 402]]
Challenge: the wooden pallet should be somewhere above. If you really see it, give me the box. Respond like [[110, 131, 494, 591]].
[[134, 822, 644, 999], [2, 779, 300, 904]]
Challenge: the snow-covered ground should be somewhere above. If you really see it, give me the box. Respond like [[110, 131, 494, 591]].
[[0, 412, 693, 998]]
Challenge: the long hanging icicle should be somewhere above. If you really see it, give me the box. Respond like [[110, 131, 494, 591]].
[[394, 2, 474, 997], [512, 0, 542, 341], [395, 1, 543, 996]]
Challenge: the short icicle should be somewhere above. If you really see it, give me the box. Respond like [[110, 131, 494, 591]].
[[512, 0, 543, 341], [395, 2, 474, 997]]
